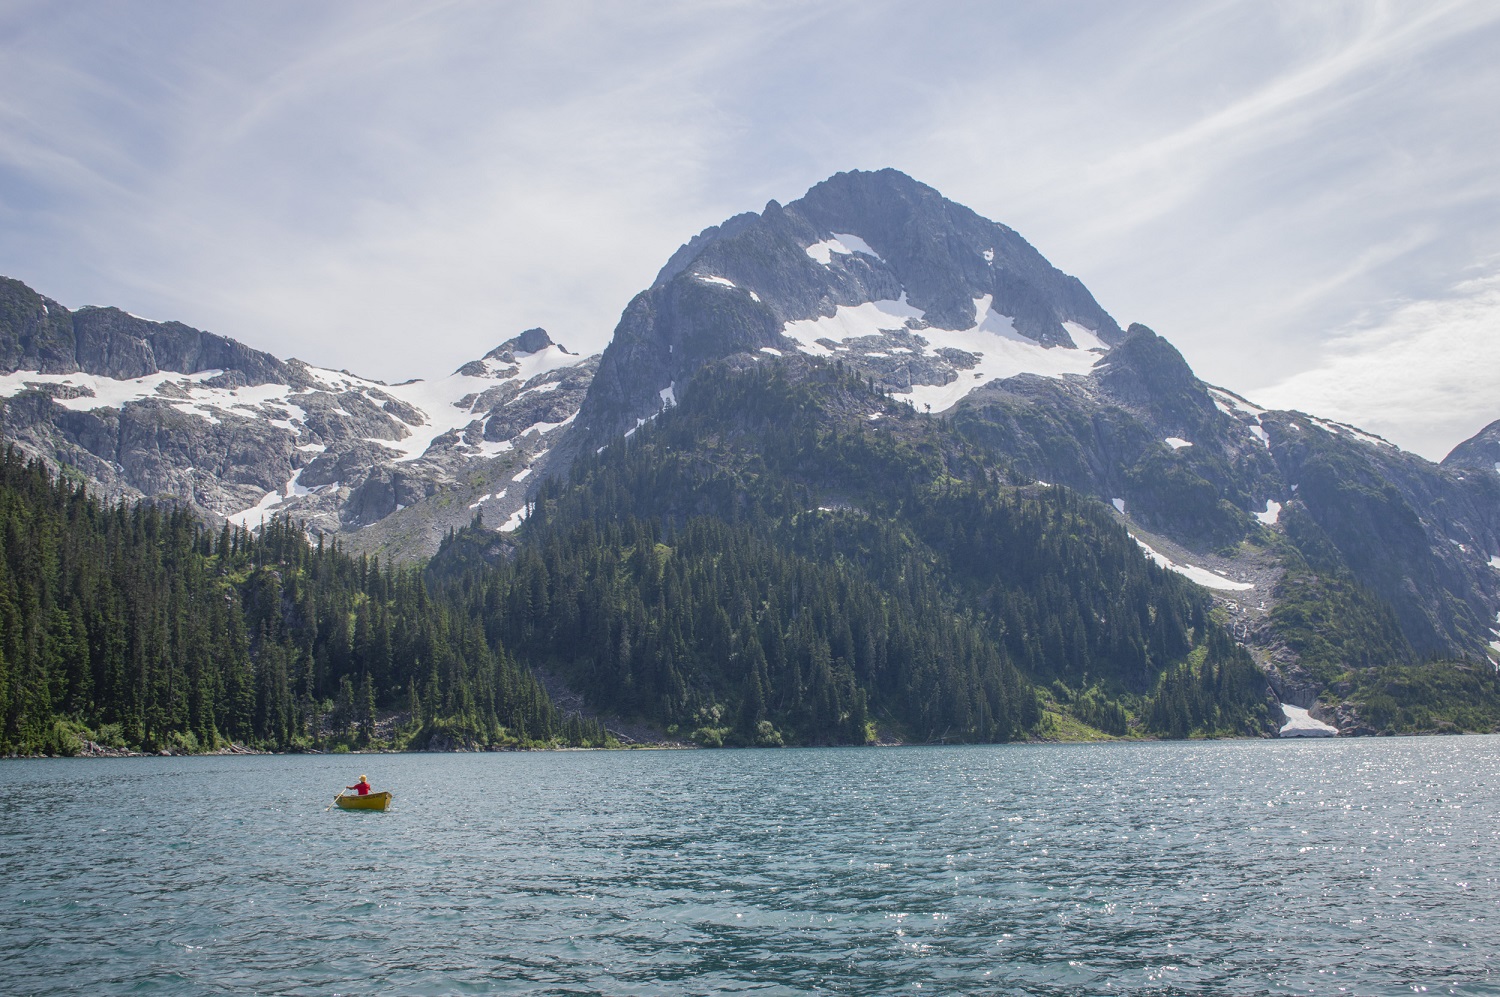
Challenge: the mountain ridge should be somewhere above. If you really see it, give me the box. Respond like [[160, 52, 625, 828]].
[[0, 274, 597, 552], [5, 168, 1500, 731]]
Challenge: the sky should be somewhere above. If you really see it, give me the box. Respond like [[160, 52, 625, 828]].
[[1, 1, 1497, 460]]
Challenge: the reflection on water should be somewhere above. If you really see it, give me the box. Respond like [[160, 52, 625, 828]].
[[2, 738, 1497, 995]]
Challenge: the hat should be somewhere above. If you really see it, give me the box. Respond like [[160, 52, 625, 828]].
[[358, 774, 368, 781]]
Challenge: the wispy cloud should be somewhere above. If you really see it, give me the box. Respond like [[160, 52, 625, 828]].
[[883, 2, 1500, 425], [1256, 259, 1500, 460], [1, 0, 1498, 459]]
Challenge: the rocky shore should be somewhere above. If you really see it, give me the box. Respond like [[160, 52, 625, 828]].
[[6, 740, 263, 759]]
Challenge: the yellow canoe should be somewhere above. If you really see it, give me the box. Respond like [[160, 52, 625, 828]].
[[334, 791, 392, 812]]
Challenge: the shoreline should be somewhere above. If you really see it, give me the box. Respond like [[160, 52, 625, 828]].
[[7, 727, 1492, 760]]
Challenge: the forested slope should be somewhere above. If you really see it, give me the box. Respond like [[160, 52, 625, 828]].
[[0, 448, 605, 755], [435, 360, 1281, 743]]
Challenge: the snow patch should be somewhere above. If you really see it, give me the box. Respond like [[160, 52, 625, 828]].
[[1249, 423, 1271, 448], [226, 489, 283, 530], [1255, 500, 1282, 525], [804, 232, 882, 265], [982, 248, 994, 263], [1279, 704, 1338, 737], [225, 469, 312, 529], [782, 296, 923, 357], [1489, 555, 1500, 572], [659, 382, 677, 409], [343, 342, 589, 462], [470, 439, 515, 458], [1112, 498, 1125, 514], [1131, 534, 1254, 591], [0, 368, 262, 420], [512, 467, 533, 482], [881, 295, 1106, 413], [1061, 322, 1111, 352], [1206, 386, 1266, 417], [2, 340, 593, 469], [499, 506, 529, 533], [513, 380, 561, 401], [695, 274, 737, 289], [1165, 437, 1192, 450], [1308, 416, 1396, 448], [830, 232, 880, 260], [516, 411, 576, 438]]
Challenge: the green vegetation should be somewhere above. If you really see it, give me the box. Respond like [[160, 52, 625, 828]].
[[15, 356, 1482, 752], [434, 361, 1279, 743], [443, 514, 1031, 745], [1338, 660, 1500, 734], [1269, 538, 1415, 687], [0, 447, 609, 755], [1142, 635, 1277, 738]]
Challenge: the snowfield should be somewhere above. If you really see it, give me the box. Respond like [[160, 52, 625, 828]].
[[0, 339, 592, 529], [780, 293, 1109, 414], [1279, 704, 1338, 737], [1130, 534, 1254, 592]]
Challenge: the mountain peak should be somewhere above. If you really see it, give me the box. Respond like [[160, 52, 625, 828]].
[[485, 327, 555, 361], [577, 169, 1125, 443], [1443, 419, 1500, 473]]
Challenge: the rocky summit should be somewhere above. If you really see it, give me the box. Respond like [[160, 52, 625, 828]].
[[5, 168, 1500, 722], [575, 169, 1122, 449]]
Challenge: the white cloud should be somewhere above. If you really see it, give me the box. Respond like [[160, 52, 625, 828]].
[[1256, 260, 1500, 460], [883, 2, 1500, 415], [0, 1, 818, 376], [1, 0, 1498, 467]]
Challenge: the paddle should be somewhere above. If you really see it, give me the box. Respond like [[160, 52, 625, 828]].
[[325, 791, 346, 812]]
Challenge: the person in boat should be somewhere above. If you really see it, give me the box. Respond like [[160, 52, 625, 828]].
[[346, 774, 372, 796]]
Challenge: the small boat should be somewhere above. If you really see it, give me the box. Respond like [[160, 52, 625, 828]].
[[334, 791, 392, 812]]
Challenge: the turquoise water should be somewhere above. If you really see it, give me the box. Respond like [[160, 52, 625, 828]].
[[2, 739, 1498, 995]]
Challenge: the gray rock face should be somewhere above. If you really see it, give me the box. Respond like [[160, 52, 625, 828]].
[[491, 327, 555, 358], [792, 170, 1120, 343], [574, 168, 1121, 447], [1266, 415, 1500, 656], [1443, 420, 1500, 474], [0, 279, 599, 552], [947, 311, 1500, 660], [0, 277, 299, 385]]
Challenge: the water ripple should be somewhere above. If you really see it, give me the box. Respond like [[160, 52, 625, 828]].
[[2, 739, 1498, 994]]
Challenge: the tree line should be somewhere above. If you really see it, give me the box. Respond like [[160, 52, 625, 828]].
[[3, 358, 1296, 754], [0, 447, 607, 755]]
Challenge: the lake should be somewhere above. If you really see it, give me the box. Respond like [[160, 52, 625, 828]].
[[2, 738, 1498, 995]]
